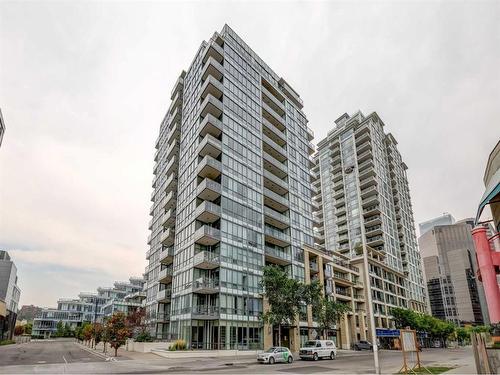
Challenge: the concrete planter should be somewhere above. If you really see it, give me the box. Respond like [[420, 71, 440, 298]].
[[126, 339, 172, 353]]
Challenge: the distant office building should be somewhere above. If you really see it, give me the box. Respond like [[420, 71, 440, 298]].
[[145, 25, 315, 349], [0, 251, 21, 340], [473, 140, 500, 323], [0, 108, 5, 148], [419, 222, 489, 325], [32, 277, 144, 338], [419, 213, 455, 236], [312, 111, 428, 327]]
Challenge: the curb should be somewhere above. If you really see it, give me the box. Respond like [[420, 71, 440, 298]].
[[75, 342, 116, 362]]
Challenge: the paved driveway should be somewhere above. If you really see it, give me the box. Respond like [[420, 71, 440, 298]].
[[0, 338, 104, 366]]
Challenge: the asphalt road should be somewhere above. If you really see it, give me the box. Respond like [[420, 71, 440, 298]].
[[0, 338, 105, 366], [0, 342, 474, 374]]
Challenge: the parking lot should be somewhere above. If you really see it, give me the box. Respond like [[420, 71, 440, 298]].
[[0, 339, 475, 374]]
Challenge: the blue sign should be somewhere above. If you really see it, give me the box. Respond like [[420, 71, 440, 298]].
[[376, 329, 400, 337]]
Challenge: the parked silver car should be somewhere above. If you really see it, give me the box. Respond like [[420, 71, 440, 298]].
[[257, 347, 294, 364]]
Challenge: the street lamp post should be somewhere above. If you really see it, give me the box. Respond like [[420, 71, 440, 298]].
[[346, 164, 381, 374]]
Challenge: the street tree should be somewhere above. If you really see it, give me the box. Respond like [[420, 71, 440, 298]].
[[316, 299, 351, 339], [106, 312, 131, 357]]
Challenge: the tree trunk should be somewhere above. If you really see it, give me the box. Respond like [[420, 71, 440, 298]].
[[114, 347, 118, 357], [103, 342, 106, 353]]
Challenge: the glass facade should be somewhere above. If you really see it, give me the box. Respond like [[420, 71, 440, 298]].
[[313, 111, 427, 316], [146, 25, 315, 349]]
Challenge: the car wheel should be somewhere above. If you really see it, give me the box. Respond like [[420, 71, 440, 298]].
[[330, 351, 336, 360], [288, 356, 293, 364], [313, 353, 318, 361], [269, 357, 275, 365]]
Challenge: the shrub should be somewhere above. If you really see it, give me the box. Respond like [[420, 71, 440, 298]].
[[135, 331, 154, 343], [169, 339, 187, 351], [0, 340, 15, 346]]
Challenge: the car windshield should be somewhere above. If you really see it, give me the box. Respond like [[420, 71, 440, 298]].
[[265, 347, 277, 353], [304, 341, 317, 347]]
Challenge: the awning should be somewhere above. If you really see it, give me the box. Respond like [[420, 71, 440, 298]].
[[475, 168, 500, 230]]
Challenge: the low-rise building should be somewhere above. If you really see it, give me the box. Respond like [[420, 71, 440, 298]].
[[32, 276, 144, 338]]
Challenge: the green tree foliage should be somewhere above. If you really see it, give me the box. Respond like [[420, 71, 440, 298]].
[[261, 265, 311, 346], [82, 323, 93, 346], [55, 321, 64, 337], [91, 323, 104, 349], [25, 323, 32, 335], [316, 299, 351, 339]]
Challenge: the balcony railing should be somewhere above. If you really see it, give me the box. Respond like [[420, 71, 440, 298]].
[[264, 225, 291, 245], [264, 246, 292, 265], [197, 178, 222, 201], [193, 251, 220, 269], [264, 206, 289, 228], [194, 225, 221, 246]]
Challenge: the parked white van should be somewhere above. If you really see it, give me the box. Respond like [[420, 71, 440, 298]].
[[299, 339, 337, 360]]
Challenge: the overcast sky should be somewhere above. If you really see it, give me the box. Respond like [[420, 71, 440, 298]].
[[1, 1, 499, 307]]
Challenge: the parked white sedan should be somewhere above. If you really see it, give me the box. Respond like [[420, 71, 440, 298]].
[[257, 347, 294, 364]]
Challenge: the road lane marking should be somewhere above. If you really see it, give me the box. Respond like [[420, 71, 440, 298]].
[[63, 356, 68, 364]]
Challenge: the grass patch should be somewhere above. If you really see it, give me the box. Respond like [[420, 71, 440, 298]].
[[0, 340, 15, 346], [399, 366, 454, 374]]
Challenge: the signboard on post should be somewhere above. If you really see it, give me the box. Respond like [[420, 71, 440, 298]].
[[398, 329, 426, 374]]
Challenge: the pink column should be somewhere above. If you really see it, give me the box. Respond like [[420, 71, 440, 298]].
[[472, 226, 500, 323]]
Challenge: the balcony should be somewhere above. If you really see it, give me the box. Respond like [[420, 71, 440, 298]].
[[262, 86, 285, 116], [262, 134, 287, 162], [201, 56, 224, 82], [197, 178, 221, 202], [360, 185, 377, 199], [357, 149, 372, 163], [170, 76, 184, 100], [337, 215, 347, 225], [194, 225, 221, 246], [264, 225, 291, 247], [358, 159, 374, 173], [165, 173, 177, 194], [362, 195, 379, 208], [193, 251, 219, 270], [262, 117, 287, 147], [165, 155, 178, 176], [159, 246, 174, 265], [335, 198, 345, 208], [263, 187, 289, 212], [264, 206, 290, 229], [169, 90, 182, 114], [161, 208, 176, 228], [201, 76, 224, 101], [356, 139, 372, 155], [331, 145, 340, 157], [363, 204, 381, 217], [157, 311, 170, 322], [197, 155, 222, 180], [202, 42, 224, 64], [191, 305, 219, 320], [199, 113, 222, 138], [157, 288, 172, 302], [166, 139, 179, 161], [359, 176, 377, 189], [262, 102, 285, 131], [163, 190, 176, 210], [197, 134, 222, 159], [263, 151, 288, 179], [263, 170, 288, 195], [264, 246, 291, 266], [195, 201, 221, 223], [366, 235, 384, 247], [167, 120, 180, 144], [192, 278, 219, 294], [364, 215, 382, 225], [307, 127, 314, 141], [200, 94, 223, 119], [160, 228, 175, 246], [158, 267, 173, 284], [365, 225, 382, 237]]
